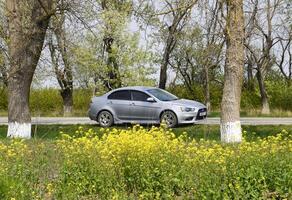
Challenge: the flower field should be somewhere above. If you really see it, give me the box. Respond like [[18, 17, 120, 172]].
[[0, 126, 291, 199]]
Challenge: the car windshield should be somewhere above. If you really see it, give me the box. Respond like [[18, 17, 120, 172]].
[[147, 89, 179, 101]]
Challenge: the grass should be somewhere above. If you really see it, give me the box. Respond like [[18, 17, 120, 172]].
[[208, 109, 292, 117], [1, 124, 291, 141], [2, 109, 292, 117], [0, 125, 291, 199], [0, 110, 88, 117]]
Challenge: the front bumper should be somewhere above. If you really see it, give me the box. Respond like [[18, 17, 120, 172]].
[[177, 108, 207, 124]]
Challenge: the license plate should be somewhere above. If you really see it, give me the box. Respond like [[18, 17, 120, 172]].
[[199, 111, 206, 116]]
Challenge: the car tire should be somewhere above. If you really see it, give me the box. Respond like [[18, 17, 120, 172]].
[[97, 110, 114, 127], [161, 111, 178, 128]]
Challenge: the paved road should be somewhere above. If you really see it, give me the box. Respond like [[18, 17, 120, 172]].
[[0, 117, 291, 125]]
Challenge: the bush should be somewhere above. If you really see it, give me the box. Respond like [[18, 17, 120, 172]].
[[73, 89, 92, 112], [0, 126, 291, 199], [0, 88, 93, 116], [267, 81, 292, 111], [169, 81, 292, 112], [30, 89, 63, 114], [240, 89, 261, 109], [169, 84, 222, 109], [0, 81, 291, 116], [0, 87, 8, 111]]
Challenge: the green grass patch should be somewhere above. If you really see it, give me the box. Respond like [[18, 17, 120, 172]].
[[0, 124, 291, 141]]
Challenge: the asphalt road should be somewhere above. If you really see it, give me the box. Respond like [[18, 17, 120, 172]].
[[0, 117, 291, 125]]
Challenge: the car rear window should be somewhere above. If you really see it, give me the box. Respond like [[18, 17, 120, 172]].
[[108, 90, 131, 100], [131, 90, 150, 102]]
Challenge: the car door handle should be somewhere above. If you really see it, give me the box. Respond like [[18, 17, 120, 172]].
[[130, 102, 135, 106], [108, 101, 113, 104]]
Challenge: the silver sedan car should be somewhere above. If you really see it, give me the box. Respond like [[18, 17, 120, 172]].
[[88, 86, 207, 127]]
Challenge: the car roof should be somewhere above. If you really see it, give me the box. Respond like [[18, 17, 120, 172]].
[[111, 86, 158, 92]]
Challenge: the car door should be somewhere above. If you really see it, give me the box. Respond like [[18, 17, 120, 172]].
[[107, 90, 132, 120], [130, 90, 159, 121]]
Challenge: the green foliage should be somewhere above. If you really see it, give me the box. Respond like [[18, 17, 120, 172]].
[[72, 32, 156, 90], [29, 89, 92, 116], [29, 89, 63, 114], [169, 84, 223, 110], [0, 126, 291, 199], [169, 84, 205, 102], [0, 87, 7, 111], [169, 80, 292, 112], [0, 88, 92, 116], [240, 89, 261, 109], [0, 79, 291, 116], [71, 0, 156, 91], [266, 81, 292, 110], [73, 89, 92, 112]]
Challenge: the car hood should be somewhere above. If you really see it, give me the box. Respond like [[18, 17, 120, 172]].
[[171, 99, 206, 108]]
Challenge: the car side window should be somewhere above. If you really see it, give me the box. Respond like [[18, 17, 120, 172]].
[[131, 90, 150, 102], [108, 90, 131, 100]]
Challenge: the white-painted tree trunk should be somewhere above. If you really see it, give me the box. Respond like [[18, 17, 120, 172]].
[[63, 105, 73, 117], [261, 101, 270, 115], [220, 121, 242, 143], [7, 122, 31, 139], [220, 0, 244, 143], [6, 0, 52, 139]]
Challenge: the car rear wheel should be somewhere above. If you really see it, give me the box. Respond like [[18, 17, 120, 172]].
[[161, 111, 178, 128], [98, 111, 114, 127]]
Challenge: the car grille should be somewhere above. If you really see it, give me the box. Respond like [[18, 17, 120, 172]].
[[196, 108, 207, 120]]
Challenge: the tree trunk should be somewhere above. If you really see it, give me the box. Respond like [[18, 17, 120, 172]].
[[61, 88, 73, 116], [103, 37, 121, 90], [159, 30, 175, 89], [220, 0, 244, 143], [0, 64, 8, 87], [247, 58, 255, 91], [159, 61, 168, 89], [7, 71, 32, 138], [0, 53, 8, 86], [6, 0, 52, 138], [256, 70, 270, 115], [49, 11, 74, 116], [257, 0, 271, 115], [204, 65, 211, 113]]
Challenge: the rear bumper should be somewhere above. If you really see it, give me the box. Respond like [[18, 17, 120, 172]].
[[88, 109, 96, 120]]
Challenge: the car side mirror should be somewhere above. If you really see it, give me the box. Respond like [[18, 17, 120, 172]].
[[146, 97, 156, 102]]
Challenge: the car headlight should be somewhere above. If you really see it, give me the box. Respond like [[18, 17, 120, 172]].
[[180, 107, 195, 112]]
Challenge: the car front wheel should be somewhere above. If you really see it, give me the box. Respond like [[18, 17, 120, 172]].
[[98, 110, 114, 127], [161, 111, 178, 128]]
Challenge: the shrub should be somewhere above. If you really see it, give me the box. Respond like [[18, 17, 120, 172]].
[[73, 89, 92, 112], [0, 87, 7, 111], [0, 126, 291, 199], [30, 89, 63, 114], [169, 84, 222, 109], [267, 81, 292, 111], [169, 81, 292, 112], [0, 88, 93, 116], [0, 81, 291, 115]]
